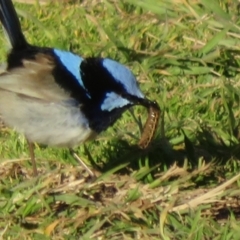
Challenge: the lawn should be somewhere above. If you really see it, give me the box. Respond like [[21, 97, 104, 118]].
[[1, 0, 240, 239]]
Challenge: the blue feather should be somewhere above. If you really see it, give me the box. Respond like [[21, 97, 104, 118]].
[[53, 49, 84, 88], [101, 92, 130, 111], [102, 58, 144, 99]]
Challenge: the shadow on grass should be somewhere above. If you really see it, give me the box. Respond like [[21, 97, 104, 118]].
[[93, 125, 240, 181]]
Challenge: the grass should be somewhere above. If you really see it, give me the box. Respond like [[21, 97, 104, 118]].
[[1, 0, 240, 239]]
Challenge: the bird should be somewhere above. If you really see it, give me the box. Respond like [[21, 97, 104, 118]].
[[0, 0, 159, 177]]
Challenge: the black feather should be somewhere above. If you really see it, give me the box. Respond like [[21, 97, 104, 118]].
[[0, 0, 28, 50]]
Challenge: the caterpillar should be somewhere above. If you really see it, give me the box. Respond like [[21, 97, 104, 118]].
[[138, 102, 160, 149]]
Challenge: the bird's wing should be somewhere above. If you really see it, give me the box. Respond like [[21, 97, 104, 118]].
[[0, 53, 72, 102]]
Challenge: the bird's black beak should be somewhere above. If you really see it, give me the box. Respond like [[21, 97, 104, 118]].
[[122, 93, 160, 111], [137, 98, 160, 111]]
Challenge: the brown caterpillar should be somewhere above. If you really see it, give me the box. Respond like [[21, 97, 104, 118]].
[[138, 103, 160, 149]]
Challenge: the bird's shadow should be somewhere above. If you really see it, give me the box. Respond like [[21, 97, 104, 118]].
[[90, 126, 240, 179]]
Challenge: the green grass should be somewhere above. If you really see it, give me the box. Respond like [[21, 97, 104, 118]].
[[1, 0, 240, 239]]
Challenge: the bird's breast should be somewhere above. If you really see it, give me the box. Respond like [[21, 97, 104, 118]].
[[0, 90, 97, 147]]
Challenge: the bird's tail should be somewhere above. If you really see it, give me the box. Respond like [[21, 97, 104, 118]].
[[0, 0, 28, 50]]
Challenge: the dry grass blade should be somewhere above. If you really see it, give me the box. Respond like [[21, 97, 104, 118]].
[[172, 173, 240, 212]]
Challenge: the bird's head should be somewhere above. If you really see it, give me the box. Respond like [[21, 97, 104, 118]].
[[79, 57, 158, 132], [80, 57, 154, 111]]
